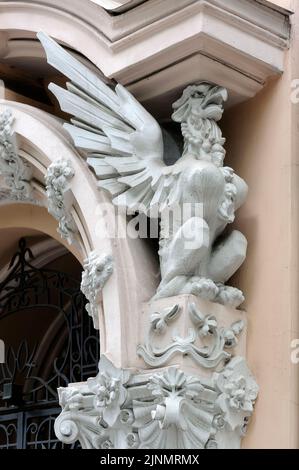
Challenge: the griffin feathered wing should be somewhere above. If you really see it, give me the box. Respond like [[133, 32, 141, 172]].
[[38, 32, 176, 215]]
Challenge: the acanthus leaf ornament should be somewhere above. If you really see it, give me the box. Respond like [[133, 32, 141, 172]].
[[54, 355, 258, 450], [0, 108, 34, 202], [38, 33, 248, 308], [80, 251, 113, 329]]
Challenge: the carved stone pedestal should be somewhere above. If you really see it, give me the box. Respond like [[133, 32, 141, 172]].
[[55, 296, 258, 449], [137, 295, 247, 374]]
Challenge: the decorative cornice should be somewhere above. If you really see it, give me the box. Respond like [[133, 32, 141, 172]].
[[54, 355, 258, 449], [81, 251, 114, 329], [45, 159, 77, 244], [2, 0, 289, 44], [0, 1, 291, 110], [0, 108, 34, 203]]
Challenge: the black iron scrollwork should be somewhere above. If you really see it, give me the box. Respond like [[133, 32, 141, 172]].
[[0, 238, 100, 449]]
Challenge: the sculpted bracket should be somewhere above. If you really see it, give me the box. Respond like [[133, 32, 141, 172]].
[[54, 355, 258, 449]]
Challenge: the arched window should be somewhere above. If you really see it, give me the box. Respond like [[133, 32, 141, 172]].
[[0, 237, 99, 449]]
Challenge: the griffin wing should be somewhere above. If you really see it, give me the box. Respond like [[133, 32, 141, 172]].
[[38, 32, 177, 215]]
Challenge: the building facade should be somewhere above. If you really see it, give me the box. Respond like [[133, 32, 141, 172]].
[[0, 0, 298, 449]]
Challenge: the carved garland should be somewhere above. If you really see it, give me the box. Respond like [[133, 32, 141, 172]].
[[45, 159, 77, 244], [0, 108, 34, 203]]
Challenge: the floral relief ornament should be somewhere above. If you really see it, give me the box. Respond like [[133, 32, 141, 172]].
[[150, 304, 180, 334], [55, 356, 130, 449], [87, 355, 130, 427], [137, 302, 245, 369], [0, 108, 34, 202], [133, 367, 217, 449], [54, 355, 258, 449], [133, 359, 258, 449], [45, 158, 77, 243], [214, 357, 259, 432]]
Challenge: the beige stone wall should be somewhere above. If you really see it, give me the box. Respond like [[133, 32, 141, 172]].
[[0, 0, 295, 449], [221, 4, 299, 447], [270, 0, 293, 10]]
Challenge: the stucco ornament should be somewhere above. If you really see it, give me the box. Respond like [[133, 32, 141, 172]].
[[134, 368, 216, 449], [39, 33, 248, 308], [137, 302, 244, 368], [45, 158, 77, 244], [0, 108, 34, 202], [80, 251, 113, 329], [87, 355, 129, 427], [214, 357, 259, 432], [149, 304, 180, 334], [55, 386, 111, 449], [54, 355, 258, 449]]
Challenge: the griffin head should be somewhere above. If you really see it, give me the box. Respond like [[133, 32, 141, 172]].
[[171, 83, 228, 166], [172, 83, 228, 123]]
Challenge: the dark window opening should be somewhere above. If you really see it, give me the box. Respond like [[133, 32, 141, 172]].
[[0, 238, 100, 449]]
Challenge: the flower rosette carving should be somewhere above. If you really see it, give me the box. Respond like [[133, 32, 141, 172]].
[[214, 357, 259, 432], [87, 355, 130, 427], [45, 158, 77, 242], [54, 356, 130, 449]]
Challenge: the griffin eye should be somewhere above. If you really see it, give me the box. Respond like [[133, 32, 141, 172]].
[[192, 91, 203, 98]]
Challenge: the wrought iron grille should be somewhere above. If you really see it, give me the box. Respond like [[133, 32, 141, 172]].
[[0, 238, 100, 449]]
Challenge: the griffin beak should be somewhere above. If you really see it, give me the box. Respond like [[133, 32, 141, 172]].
[[203, 86, 228, 108]]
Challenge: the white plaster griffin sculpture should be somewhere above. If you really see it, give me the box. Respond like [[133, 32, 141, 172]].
[[39, 33, 248, 308]]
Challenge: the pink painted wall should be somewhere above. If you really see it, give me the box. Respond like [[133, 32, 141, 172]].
[[270, 0, 293, 10], [222, 5, 299, 445]]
